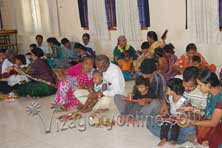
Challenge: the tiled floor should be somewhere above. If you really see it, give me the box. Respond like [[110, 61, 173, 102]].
[[0, 81, 207, 148]]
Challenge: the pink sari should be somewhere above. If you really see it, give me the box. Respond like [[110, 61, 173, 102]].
[[66, 64, 93, 86], [54, 79, 80, 109]]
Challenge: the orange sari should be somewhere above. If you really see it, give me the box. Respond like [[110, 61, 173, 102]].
[[174, 52, 208, 71]]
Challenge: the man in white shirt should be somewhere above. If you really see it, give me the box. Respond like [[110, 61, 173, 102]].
[[0, 48, 14, 74], [91, 55, 125, 111], [35, 34, 50, 55], [0, 48, 15, 94]]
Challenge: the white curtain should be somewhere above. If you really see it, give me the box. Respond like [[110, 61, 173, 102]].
[[116, 0, 141, 41], [187, 0, 222, 44], [88, 0, 109, 40], [13, 0, 60, 36]]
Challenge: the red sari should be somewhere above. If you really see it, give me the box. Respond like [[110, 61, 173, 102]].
[[196, 97, 222, 148]]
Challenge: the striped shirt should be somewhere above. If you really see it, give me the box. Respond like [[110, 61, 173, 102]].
[[175, 74, 207, 109], [183, 87, 207, 109]]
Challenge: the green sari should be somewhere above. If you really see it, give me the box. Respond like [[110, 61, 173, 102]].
[[113, 44, 137, 61], [16, 81, 56, 97], [15, 59, 57, 97]]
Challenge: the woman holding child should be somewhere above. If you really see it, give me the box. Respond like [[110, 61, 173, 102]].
[[173, 43, 208, 73], [15, 47, 57, 97], [113, 35, 137, 63]]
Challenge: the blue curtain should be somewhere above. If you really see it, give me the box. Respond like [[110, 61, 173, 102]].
[[78, 0, 89, 28], [219, 0, 222, 28], [137, 0, 150, 28], [105, 0, 117, 29], [0, 9, 3, 29]]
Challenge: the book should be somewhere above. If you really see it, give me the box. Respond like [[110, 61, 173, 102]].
[[120, 98, 140, 103]]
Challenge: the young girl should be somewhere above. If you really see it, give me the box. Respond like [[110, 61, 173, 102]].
[[54, 69, 81, 110], [158, 78, 186, 146], [135, 41, 150, 71], [164, 43, 178, 80], [79, 70, 109, 113], [117, 51, 134, 80], [153, 47, 169, 82], [191, 55, 216, 73], [74, 43, 91, 62], [114, 75, 157, 117], [7, 55, 30, 87]]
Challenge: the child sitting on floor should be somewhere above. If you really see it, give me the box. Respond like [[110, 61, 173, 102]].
[[79, 70, 109, 113], [191, 55, 201, 68], [117, 50, 134, 80], [158, 78, 186, 146], [192, 55, 216, 72], [164, 43, 178, 80], [54, 69, 81, 110], [7, 55, 30, 87], [74, 43, 92, 62], [154, 48, 169, 82], [135, 41, 150, 71]]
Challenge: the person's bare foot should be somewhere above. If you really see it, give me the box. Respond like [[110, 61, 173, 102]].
[[79, 105, 87, 112], [119, 115, 127, 123], [77, 104, 84, 110], [158, 139, 167, 147], [80, 106, 92, 113], [202, 141, 209, 146], [169, 140, 176, 146], [187, 134, 198, 145]]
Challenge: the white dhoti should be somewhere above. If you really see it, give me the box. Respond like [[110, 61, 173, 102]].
[[93, 96, 119, 116], [74, 89, 119, 116], [74, 89, 89, 104]]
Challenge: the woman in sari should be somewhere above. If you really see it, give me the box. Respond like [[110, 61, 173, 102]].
[[15, 48, 57, 97], [66, 55, 94, 104], [189, 69, 222, 148], [113, 35, 137, 64], [173, 43, 208, 74], [146, 31, 165, 58], [47, 37, 68, 68]]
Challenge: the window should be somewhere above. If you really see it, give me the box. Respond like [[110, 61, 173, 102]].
[[219, 0, 222, 31], [0, 8, 3, 29], [137, 0, 150, 30], [77, 0, 89, 30], [105, 0, 117, 30]]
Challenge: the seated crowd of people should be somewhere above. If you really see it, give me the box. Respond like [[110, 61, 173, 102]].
[[0, 31, 222, 147]]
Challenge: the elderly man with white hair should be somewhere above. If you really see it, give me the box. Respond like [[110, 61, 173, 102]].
[[113, 35, 137, 64], [92, 55, 125, 112]]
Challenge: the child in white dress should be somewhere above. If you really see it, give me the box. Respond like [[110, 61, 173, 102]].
[[158, 78, 187, 146]]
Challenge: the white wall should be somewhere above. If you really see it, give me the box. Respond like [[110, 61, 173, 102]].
[[1, 0, 222, 65]]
